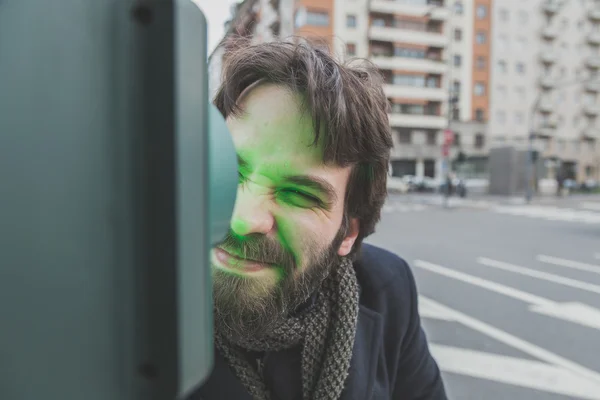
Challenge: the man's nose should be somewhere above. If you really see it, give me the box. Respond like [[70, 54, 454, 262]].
[[230, 183, 276, 237]]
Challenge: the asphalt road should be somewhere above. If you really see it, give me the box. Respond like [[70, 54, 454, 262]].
[[365, 193, 600, 400]]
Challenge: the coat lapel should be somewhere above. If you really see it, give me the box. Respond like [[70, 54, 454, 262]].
[[340, 305, 383, 400]]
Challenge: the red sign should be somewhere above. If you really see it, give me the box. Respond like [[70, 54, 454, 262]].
[[444, 129, 454, 145], [442, 143, 449, 157]]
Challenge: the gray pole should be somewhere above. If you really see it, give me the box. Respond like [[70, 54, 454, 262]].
[[526, 94, 542, 203]]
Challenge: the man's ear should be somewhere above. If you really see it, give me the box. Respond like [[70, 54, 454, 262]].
[[337, 217, 360, 257]]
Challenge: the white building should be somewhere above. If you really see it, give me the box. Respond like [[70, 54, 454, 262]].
[[489, 0, 600, 181]]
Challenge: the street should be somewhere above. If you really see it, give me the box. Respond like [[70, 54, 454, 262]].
[[366, 194, 600, 400]]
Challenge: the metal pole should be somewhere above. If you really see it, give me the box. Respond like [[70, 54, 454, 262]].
[[526, 94, 541, 203], [443, 9, 453, 208]]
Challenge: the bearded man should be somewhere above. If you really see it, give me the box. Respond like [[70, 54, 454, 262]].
[[191, 39, 447, 400]]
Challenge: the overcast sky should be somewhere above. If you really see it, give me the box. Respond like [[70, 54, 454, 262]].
[[192, 0, 241, 54]]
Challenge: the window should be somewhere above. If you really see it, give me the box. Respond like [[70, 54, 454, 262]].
[[474, 82, 486, 96], [499, 9, 509, 21], [346, 43, 356, 57], [395, 47, 426, 59], [497, 85, 507, 99], [476, 4, 487, 19], [372, 18, 386, 27], [497, 110, 506, 124], [475, 133, 485, 148], [452, 133, 461, 147], [454, 54, 462, 66], [426, 76, 440, 87], [498, 60, 507, 73], [476, 56, 486, 70], [346, 14, 357, 28], [454, 28, 463, 41], [475, 108, 485, 121], [515, 112, 524, 124], [516, 62, 526, 74], [305, 11, 330, 26], [476, 31, 487, 44], [398, 130, 411, 144], [517, 37, 527, 51], [518, 10, 528, 24], [498, 34, 508, 49], [454, 1, 464, 14], [393, 74, 426, 87], [427, 131, 437, 146], [453, 80, 461, 95]]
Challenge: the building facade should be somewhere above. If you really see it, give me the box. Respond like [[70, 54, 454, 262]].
[[211, 0, 600, 183], [488, 0, 600, 182]]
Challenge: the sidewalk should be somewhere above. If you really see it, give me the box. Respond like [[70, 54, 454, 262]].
[[387, 192, 600, 209]]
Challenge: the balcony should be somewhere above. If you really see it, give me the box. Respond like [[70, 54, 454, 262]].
[[585, 80, 600, 92], [582, 127, 600, 139], [539, 76, 555, 89], [583, 103, 600, 116], [538, 96, 554, 113], [370, 55, 447, 74], [369, 26, 448, 47], [586, 55, 600, 69], [388, 113, 447, 129], [541, 26, 558, 40], [391, 143, 442, 159], [370, 0, 450, 20], [589, 8, 600, 21], [383, 84, 446, 101], [588, 32, 600, 46], [541, 1, 561, 14], [539, 50, 558, 64]]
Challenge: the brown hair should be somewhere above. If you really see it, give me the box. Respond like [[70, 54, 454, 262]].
[[214, 38, 393, 259]]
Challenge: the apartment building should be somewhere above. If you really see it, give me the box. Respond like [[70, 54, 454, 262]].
[[489, 0, 600, 182], [212, 0, 600, 183]]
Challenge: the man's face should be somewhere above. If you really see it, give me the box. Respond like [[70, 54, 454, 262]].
[[211, 84, 360, 340]]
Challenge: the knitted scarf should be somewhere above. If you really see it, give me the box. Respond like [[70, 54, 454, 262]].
[[215, 257, 360, 400]]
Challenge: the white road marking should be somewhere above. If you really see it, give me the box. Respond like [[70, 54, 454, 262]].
[[537, 255, 600, 276], [430, 344, 600, 399], [382, 203, 428, 213], [415, 260, 554, 307], [415, 260, 600, 330], [478, 257, 600, 295], [421, 297, 600, 388], [492, 205, 600, 224], [419, 296, 455, 321], [582, 202, 600, 211]]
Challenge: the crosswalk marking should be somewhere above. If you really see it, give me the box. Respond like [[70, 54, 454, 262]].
[[582, 202, 600, 211], [416, 260, 600, 330], [382, 203, 428, 213], [537, 255, 600, 276], [478, 257, 600, 295], [421, 297, 600, 388], [493, 205, 600, 224], [430, 344, 600, 399]]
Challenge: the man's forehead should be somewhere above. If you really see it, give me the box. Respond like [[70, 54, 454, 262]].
[[226, 84, 323, 164]]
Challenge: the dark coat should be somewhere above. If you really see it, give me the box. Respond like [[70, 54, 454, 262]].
[[190, 243, 447, 399]]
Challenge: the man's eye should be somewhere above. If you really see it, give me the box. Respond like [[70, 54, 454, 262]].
[[279, 189, 320, 205]]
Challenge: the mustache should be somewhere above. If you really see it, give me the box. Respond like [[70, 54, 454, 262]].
[[218, 231, 297, 269]]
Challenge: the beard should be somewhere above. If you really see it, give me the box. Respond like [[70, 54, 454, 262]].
[[212, 217, 349, 343]]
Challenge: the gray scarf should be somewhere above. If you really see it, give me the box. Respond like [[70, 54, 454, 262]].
[[215, 257, 360, 400]]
